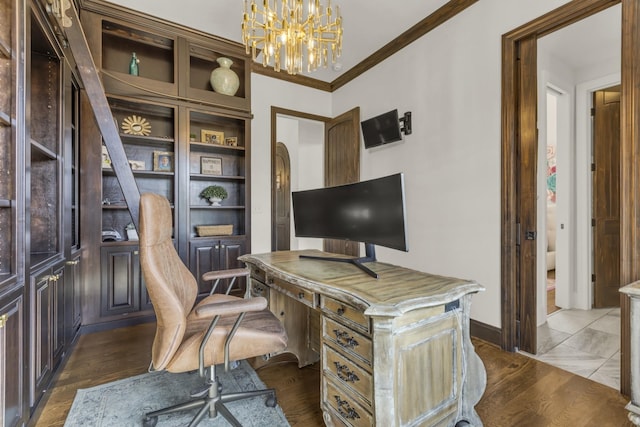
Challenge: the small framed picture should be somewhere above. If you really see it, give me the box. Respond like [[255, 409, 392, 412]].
[[224, 137, 238, 147], [153, 151, 174, 172], [201, 157, 223, 175], [201, 129, 225, 145], [128, 160, 146, 170], [102, 145, 111, 169]]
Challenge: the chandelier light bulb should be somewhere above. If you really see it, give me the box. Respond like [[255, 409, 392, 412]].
[[241, 0, 343, 75]]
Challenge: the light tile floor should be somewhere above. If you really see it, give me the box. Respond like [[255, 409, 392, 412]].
[[522, 307, 621, 390]]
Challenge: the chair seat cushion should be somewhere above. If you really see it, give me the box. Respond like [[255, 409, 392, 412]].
[[165, 294, 288, 373]]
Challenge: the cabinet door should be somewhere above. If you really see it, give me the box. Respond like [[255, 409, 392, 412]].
[[189, 238, 246, 296], [64, 256, 81, 346], [52, 265, 65, 367], [219, 239, 247, 294], [0, 294, 26, 427], [100, 246, 141, 316], [189, 240, 224, 296], [32, 271, 52, 406]]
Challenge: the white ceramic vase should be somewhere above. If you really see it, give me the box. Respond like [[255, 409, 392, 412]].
[[210, 57, 239, 96], [209, 197, 223, 206]]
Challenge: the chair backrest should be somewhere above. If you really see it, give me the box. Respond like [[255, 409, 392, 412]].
[[139, 192, 198, 370]]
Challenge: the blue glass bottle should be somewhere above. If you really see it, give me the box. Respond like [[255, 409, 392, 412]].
[[129, 52, 139, 76]]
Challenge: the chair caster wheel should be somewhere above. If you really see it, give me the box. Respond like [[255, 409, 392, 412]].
[[142, 416, 158, 427], [265, 394, 277, 408]]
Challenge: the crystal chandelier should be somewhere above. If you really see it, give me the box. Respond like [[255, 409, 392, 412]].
[[241, 0, 343, 75]]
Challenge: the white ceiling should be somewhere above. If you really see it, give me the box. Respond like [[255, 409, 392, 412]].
[[538, 4, 621, 72], [105, 0, 621, 83]]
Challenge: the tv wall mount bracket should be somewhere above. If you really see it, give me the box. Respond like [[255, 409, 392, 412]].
[[400, 111, 412, 135]]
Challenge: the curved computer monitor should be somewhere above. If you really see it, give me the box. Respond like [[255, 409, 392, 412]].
[[291, 173, 408, 278]]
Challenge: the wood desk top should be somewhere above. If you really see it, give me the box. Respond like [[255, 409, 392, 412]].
[[239, 250, 485, 317]]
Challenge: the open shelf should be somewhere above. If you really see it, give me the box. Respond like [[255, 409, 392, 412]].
[[190, 205, 245, 210], [31, 139, 58, 161], [0, 111, 10, 126], [189, 141, 245, 153], [120, 133, 175, 146], [190, 174, 245, 181], [102, 20, 174, 84], [0, 35, 10, 59]]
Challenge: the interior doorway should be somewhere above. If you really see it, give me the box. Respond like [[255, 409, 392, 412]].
[[501, 0, 640, 396], [273, 142, 291, 251], [270, 106, 361, 253], [270, 107, 328, 252]]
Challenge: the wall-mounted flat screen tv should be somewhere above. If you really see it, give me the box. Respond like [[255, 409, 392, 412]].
[[361, 109, 403, 149], [291, 173, 408, 278]]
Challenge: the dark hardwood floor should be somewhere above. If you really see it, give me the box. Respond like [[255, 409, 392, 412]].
[[32, 322, 632, 427]]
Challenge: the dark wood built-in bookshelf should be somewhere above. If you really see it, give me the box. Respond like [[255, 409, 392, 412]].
[[79, 3, 252, 326]]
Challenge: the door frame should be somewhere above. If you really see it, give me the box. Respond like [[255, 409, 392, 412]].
[[501, 0, 640, 395], [270, 107, 330, 251]]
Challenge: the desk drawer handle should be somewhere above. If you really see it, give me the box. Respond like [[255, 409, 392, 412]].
[[337, 307, 345, 316], [332, 329, 359, 349], [334, 361, 360, 383], [334, 395, 360, 420], [298, 292, 305, 300]]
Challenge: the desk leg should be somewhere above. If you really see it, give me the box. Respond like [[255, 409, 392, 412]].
[[269, 288, 320, 368], [459, 294, 487, 425]]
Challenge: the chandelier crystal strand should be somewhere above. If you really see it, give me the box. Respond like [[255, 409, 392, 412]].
[[242, 0, 342, 75]]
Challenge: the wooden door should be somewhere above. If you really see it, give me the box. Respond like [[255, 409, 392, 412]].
[[324, 107, 360, 256], [593, 85, 621, 308], [0, 294, 26, 427], [515, 37, 538, 354], [274, 142, 291, 251]]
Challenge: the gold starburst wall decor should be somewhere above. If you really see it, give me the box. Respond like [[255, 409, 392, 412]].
[[121, 115, 151, 136]]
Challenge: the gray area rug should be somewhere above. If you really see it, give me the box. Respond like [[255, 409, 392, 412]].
[[64, 361, 290, 426]]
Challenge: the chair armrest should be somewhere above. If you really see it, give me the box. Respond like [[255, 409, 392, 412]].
[[194, 296, 267, 318], [202, 268, 249, 282], [196, 296, 268, 376]]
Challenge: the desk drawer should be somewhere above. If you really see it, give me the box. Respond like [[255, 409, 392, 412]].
[[323, 376, 373, 427], [323, 317, 372, 366], [249, 266, 266, 283], [323, 344, 372, 406], [321, 296, 369, 334], [250, 279, 269, 301], [270, 277, 317, 308]]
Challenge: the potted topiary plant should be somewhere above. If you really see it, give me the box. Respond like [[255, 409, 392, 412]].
[[200, 185, 228, 206]]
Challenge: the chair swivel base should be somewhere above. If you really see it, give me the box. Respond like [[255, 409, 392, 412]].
[[142, 370, 277, 427]]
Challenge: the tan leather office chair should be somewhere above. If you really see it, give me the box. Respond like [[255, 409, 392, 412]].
[[138, 193, 288, 427]]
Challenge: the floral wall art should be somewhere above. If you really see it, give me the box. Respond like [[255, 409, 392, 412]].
[[546, 145, 557, 203]]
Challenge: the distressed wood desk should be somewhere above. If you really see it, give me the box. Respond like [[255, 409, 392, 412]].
[[239, 250, 486, 427]]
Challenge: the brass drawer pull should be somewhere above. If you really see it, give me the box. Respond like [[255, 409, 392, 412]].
[[298, 292, 305, 300], [332, 329, 359, 349], [334, 395, 360, 420], [334, 361, 360, 383], [337, 306, 345, 315]]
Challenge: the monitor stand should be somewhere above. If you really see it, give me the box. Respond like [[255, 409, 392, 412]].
[[299, 243, 379, 279]]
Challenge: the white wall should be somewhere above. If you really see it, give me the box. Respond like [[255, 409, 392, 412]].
[[331, 0, 571, 327]]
